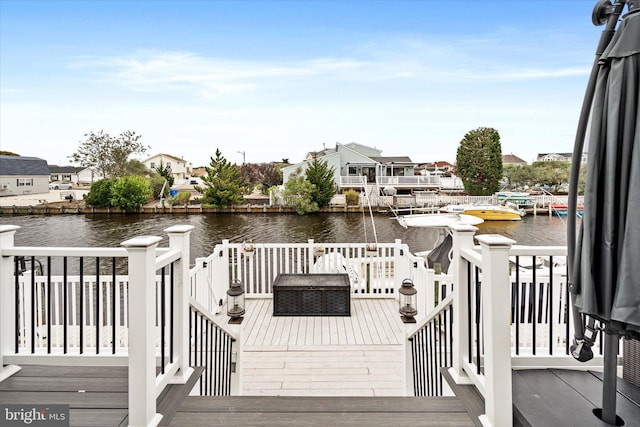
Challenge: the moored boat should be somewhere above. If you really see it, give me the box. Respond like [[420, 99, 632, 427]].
[[440, 203, 525, 221]]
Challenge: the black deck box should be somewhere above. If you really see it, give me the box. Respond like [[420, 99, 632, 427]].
[[273, 273, 351, 316]]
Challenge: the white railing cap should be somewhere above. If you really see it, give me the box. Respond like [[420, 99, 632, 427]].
[[121, 235, 163, 248], [475, 234, 516, 247], [0, 225, 21, 233], [448, 223, 478, 233], [164, 224, 195, 234]]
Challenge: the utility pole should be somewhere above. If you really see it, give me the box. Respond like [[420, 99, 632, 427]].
[[237, 151, 246, 164]]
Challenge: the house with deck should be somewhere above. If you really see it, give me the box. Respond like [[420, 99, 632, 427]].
[[1, 222, 638, 427], [282, 142, 452, 197], [0, 155, 50, 196]]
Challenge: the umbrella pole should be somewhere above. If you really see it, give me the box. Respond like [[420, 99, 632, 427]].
[[600, 331, 621, 425]]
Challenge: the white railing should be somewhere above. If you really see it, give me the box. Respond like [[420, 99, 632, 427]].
[[377, 176, 441, 187], [0, 224, 238, 427], [196, 239, 418, 299], [441, 224, 614, 427]]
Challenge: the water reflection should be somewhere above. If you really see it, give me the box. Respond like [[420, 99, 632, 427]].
[[1, 213, 572, 263]]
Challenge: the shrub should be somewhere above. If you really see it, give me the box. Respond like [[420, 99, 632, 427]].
[[85, 179, 115, 208], [110, 175, 153, 212], [169, 191, 192, 206], [344, 189, 359, 206], [149, 174, 170, 200]]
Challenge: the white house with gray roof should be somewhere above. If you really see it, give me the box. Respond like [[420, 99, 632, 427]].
[[0, 155, 50, 196], [283, 142, 434, 194]]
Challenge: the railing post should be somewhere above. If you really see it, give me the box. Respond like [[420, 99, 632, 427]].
[[229, 324, 243, 396], [476, 234, 515, 427], [122, 235, 163, 427], [165, 225, 195, 385], [221, 239, 231, 292], [0, 225, 22, 382], [308, 239, 314, 273], [394, 240, 406, 290], [448, 223, 478, 384]]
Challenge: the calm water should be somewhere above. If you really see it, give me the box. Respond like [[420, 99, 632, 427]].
[[0, 213, 573, 263]]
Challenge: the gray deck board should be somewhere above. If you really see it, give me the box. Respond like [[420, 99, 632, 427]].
[[170, 396, 476, 427], [441, 368, 484, 427], [513, 369, 640, 427], [169, 412, 475, 426]]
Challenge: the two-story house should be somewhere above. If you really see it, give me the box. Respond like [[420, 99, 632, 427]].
[[282, 142, 441, 195], [144, 154, 191, 183]]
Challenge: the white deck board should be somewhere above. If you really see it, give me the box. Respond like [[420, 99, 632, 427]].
[[241, 297, 406, 396], [243, 298, 403, 347]]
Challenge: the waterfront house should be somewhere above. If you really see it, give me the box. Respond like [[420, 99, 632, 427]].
[[283, 142, 449, 196], [536, 152, 588, 163], [144, 153, 192, 183], [0, 155, 50, 196], [49, 165, 100, 186]]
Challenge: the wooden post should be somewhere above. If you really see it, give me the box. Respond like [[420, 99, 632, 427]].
[[165, 225, 195, 385], [0, 225, 22, 382], [447, 223, 477, 384], [476, 234, 515, 427], [122, 235, 163, 427]]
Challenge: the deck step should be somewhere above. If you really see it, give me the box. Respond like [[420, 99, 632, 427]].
[[170, 396, 477, 426]]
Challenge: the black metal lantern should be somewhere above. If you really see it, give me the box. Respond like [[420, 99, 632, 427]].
[[398, 278, 417, 323], [227, 279, 245, 324]]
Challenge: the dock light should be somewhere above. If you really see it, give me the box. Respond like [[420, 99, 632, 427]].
[[227, 279, 245, 324], [398, 278, 417, 323]]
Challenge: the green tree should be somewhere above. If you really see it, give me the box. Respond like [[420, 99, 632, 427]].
[[456, 127, 503, 195], [283, 167, 319, 215], [503, 164, 534, 190], [238, 162, 282, 193], [195, 149, 248, 207], [85, 178, 115, 208], [305, 158, 337, 208], [123, 159, 151, 177], [154, 159, 175, 187], [531, 161, 571, 192], [69, 130, 148, 179], [110, 175, 153, 212]]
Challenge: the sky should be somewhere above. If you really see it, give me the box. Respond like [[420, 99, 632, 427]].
[[0, 0, 605, 167]]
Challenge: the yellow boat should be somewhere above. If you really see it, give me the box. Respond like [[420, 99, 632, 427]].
[[440, 203, 525, 221]]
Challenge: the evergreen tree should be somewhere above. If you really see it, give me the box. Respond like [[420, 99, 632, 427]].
[[283, 167, 319, 215], [195, 149, 248, 207], [154, 159, 175, 187], [305, 158, 337, 208], [456, 127, 503, 195]]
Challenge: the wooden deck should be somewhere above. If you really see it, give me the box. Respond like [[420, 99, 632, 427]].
[[0, 364, 201, 427], [513, 369, 640, 427], [242, 297, 405, 347], [241, 297, 406, 396], [169, 396, 476, 426]]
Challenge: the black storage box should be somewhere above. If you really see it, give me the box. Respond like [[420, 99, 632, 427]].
[[273, 273, 351, 316]]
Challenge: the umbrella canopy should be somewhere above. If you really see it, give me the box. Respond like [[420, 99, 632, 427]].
[[573, 8, 640, 339]]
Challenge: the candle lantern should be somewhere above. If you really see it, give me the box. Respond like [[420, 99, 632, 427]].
[[398, 278, 417, 323]]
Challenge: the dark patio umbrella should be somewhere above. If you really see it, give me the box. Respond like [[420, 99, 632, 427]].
[[569, 1, 640, 424]]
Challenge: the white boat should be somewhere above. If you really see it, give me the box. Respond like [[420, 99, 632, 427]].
[[394, 212, 484, 273], [440, 202, 525, 221], [395, 212, 483, 229]]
